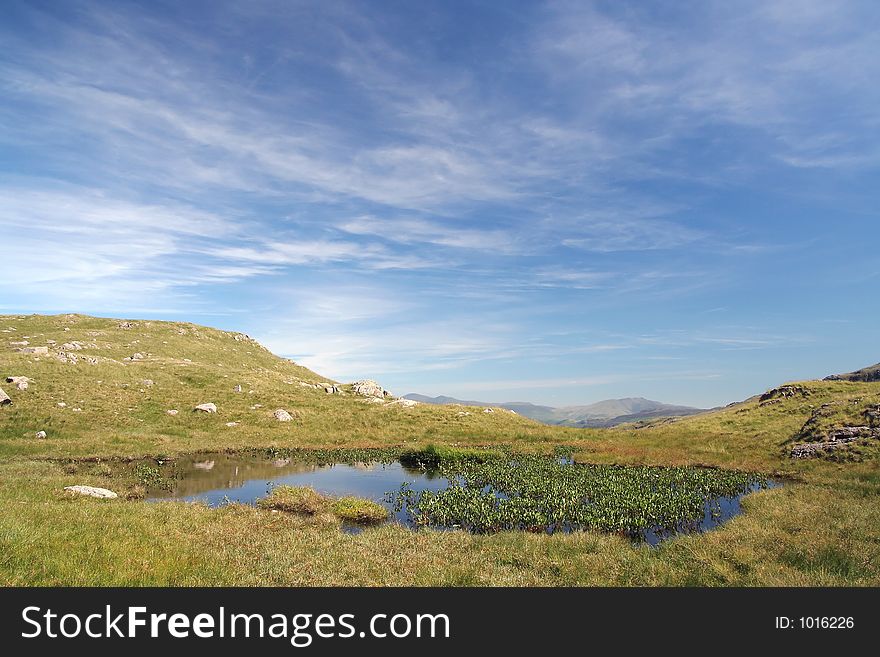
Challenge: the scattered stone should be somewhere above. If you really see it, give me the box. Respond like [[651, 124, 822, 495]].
[[233, 384, 242, 393], [16, 346, 49, 355], [225, 421, 239, 427], [36, 430, 47, 439], [142, 379, 154, 387], [130, 352, 145, 361], [273, 409, 293, 422], [72, 408, 82, 412], [193, 403, 217, 413], [250, 404, 263, 410], [0, 388, 11, 405], [57, 402, 67, 408], [9, 340, 28, 346], [351, 380, 391, 398], [61, 342, 82, 350], [166, 409, 178, 415], [64, 485, 118, 499], [118, 321, 134, 329]]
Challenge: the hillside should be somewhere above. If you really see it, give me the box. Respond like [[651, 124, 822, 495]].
[[0, 314, 557, 459], [825, 362, 880, 383], [403, 393, 705, 427]]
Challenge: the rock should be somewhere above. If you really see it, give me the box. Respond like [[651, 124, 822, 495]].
[[61, 342, 82, 350], [57, 402, 67, 408], [117, 321, 134, 329], [9, 340, 28, 346], [363, 396, 385, 404], [64, 485, 118, 499], [16, 346, 48, 355], [225, 421, 239, 427], [273, 409, 293, 422], [760, 385, 810, 403], [456, 411, 472, 417], [193, 403, 217, 413], [321, 383, 340, 394], [166, 409, 178, 415], [142, 379, 154, 387], [35, 430, 47, 439], [351, 380, 391, 398], [130, 352, 145, 360], [388, 398, 419, 407], [790, 426, 880, 458], [250, 404, 262, 410], [0, 388, 10, 405], [483, 407, 495, 414], [233, 384, 242, 393], [7, 376, 29, 391]]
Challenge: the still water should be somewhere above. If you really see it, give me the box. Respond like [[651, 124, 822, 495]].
[[145, 452, 773, 544]]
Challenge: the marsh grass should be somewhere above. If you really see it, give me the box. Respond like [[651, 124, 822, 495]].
[[258, 485, 328, 514], [332, 497, 389, 524]]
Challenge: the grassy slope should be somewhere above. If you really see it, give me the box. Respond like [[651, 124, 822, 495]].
[[0, 313, 878, 586]]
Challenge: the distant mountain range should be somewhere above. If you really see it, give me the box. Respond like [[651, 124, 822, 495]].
[[402, 394, 707, 427]]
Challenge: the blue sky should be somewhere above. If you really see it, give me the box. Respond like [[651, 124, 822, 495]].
[[1, 0, 878, 408]]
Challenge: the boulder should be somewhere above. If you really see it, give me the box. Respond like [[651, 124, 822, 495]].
[[0, 388, 10, 405], [130, 352, 145, 360], [388, 398, 419, 407], [6, 376, 29, 391], [57, 402, 67, 408], [193, 403, 217, 413], [35, 430, 47, 439], [64, 485, 118, 499], [166, 409, 178, 415], [351, 380, 391, 398], [273, 409, 293, 422]]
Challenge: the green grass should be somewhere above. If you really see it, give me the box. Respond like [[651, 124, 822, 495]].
[[258, 485, 329, 515], [1, 313, 878, 586], [332, 497, 389, 524]]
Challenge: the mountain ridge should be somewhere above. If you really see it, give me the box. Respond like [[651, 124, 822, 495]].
[[402, 393, 706, 427]]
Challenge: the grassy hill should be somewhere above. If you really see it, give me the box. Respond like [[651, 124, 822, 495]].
[[0, 314, 878, 586]]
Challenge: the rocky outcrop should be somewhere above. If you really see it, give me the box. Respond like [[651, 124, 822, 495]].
[[351, 380, 391, 398], [790, 426, 880, 458], [824, 362, 880, 383], [273, 409, 293, 422], [760, 385, 810, 403], [64, 485, 118, 499]]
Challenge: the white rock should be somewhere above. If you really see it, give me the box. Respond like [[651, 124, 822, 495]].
[[166, 409, 178, 416], [273, 409, 293, 422], [233, 384, 242, 393], [57, 402, 67, 408], [351, 379, 390, 398], [456, 411, 472, 417], [483, 408, 495, 413], [193, 403, 217, 413], [64, 485, 117, 499], [142, 379, 154, 387], [16, 346, 48, 355], [130, 352, 145, 360], [388, 398, 419, 407], [225, 421, 239, 427], [0, 388, 11, 405], [35, 430, 47, 438]]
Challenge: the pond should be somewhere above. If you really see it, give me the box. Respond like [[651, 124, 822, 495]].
[[144, 451, 775, 545]]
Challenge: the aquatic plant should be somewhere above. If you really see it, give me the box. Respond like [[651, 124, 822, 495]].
[[393, 454, 767, 538]]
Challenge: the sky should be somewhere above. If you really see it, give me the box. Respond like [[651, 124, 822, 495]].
[[1, 0, 878, 408]]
